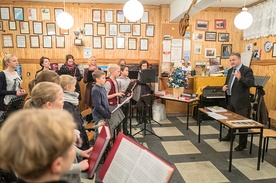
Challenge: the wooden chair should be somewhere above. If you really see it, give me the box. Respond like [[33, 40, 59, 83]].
[[81, 108, 95, 141], [250, 110, 276, 162]]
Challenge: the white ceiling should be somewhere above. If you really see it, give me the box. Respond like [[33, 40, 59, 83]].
[[19, 0, 261, 7]]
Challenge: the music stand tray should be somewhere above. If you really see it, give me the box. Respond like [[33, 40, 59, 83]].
[[141, 69, 156, 83], [87, 70, 95, 82], [254, 76, 270, 87], [1, 94, 28, 120], [132, 94, 162, 140], [129, 71, 139, 80]]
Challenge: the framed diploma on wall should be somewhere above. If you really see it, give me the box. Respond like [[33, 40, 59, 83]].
[[2, 34, 13, 48]]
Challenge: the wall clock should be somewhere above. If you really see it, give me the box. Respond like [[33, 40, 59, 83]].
[[264, 41, 273, 52]]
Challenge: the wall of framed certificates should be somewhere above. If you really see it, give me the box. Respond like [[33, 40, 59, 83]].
[[0, 1, 162, 61]]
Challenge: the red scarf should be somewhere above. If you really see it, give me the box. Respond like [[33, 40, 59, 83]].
[[66, 63, 76, 71]]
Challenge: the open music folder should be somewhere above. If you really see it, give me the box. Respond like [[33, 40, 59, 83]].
[[87, 125, 111, 179], [99, 133, 175, 183]]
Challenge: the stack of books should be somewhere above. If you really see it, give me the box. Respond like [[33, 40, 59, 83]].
[[180, 93, 198, 99]]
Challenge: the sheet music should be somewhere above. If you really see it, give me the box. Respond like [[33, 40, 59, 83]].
[[206, 112, 228, 120], [111, 95, 133, 114], [103, 138, 141, 183], [206, 106, 227, 112]]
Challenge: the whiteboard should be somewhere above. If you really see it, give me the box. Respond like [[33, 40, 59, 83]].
[[241, 51, 252, 67]]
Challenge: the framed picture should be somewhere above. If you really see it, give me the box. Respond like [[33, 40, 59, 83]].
[[2, 34, 13, 48], [196, 19, 209, 30], [46, 23, 56, 35], [204, 48, 216, 58], [0, 21, 2, 31], [28, 8, 37, 20], [128, 38, 137, 50], [33, 21, 43, 34], [30, 35, 40, 48], [105, 10, 113, 23], [141, 11, 149, 23], [218, 33, 229, 42], [92, 10, 101, 22], [60, 28, 69, 35], [193, 33, 204, 41], [272, 43, 276, 57], [221, 44, 232, 58], [97, 23, 106, 36], [14, 7, 24, 21], [109, 24, 117, 36], [84, 23, 93, 36], [116, 10, 125, 23], [140, 38, 148, 51], [16, 35, 26, 48], [132, 24, 141, 36], [194, 44, 202, 54], [205, 32, 217, 41], [117, 37, 125, 49], [43, 35, 52, 48], [93, 36, 102, 49], [19, 21, 30, 34], [0, 7, 10, 20], [56, 36, 65, 48], [214, 19, 226, 30], [54, 8, 63, 21], [41, 8, 50, 20], [105, 37, 114, 49], [209, 56, 221, 66], [146, 24, 154, 37], [9, 21, 16, 30], [119, 24, 131, 33]]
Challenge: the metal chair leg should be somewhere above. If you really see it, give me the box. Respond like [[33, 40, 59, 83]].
[[250, 134, 253, 154], [262, 138, 266, 162]]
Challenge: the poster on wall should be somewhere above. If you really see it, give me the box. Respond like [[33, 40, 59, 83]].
[[84, 47, 92, 58], [171, 47, 182, 62]]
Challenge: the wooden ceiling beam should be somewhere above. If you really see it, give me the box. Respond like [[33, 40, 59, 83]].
[[247, 0, 267, 8]]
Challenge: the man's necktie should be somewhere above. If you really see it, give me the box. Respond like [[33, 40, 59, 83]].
[[227, 68, 236, 96]]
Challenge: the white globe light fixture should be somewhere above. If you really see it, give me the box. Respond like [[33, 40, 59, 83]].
[[234, 0, 253, 30], [123, 0, 144, 22], [56, 12, 74, 30]]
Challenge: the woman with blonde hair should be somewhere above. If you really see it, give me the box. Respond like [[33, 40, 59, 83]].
[[83, 56, 101, 109], [0, 109, 76, 183], [0, 54, 26, 113]]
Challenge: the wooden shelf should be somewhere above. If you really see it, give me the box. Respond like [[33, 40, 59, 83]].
[[251, 59, 276, 66]]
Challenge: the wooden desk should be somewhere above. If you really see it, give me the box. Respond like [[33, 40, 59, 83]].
[[159, 95, 199, 130], [197, 108, 264, 172]]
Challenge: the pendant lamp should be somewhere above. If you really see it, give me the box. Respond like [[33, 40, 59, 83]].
[[56, 0, 74, 30], [234, 0, 253, 30], [123, 0, 144, 22]]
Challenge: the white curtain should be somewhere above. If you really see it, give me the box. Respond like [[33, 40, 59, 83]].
[[243, 0, 276, 40]]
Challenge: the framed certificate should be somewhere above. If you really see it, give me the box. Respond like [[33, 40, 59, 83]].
[[14, 7, 24, 21], [41, 8, 50, 20], [28, 8, 37, 20], [117, 37, 125, 49], [0, 7, 10, 20], [19, 21, 30, 34], [146, 24, 154, 37], [30, 35, 40, 48], [16, 35, 26, 48], [132, 24, 141, 36], [46, 23, 56, 35], [105, 37, 114, 49], [93, 36, 102, 49], [97, 23, 106, 36], [128, 38, 137, 50], [56, 36, 65, 48], [140, 38, 148, 51], [92, 10, 101, 22], [9, 21, 16, 30], [141, 11, 149, 23], [109, 24, 117, 36], [33, 21, 43, 34], [54, 8, 63, 21], [119, 24, 131, 33], [116, 10, 125, 23], [43, 35, 52, 48], [105, 10, 113, 23], [84, 23, 93, 36], [2, 34, 13, 48]]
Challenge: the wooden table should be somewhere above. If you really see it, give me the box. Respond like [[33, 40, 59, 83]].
[[159, 95, 199, 130], [197, 108, 264, 172]]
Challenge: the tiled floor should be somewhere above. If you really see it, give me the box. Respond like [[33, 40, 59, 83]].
[[82, 116, 276, 183]]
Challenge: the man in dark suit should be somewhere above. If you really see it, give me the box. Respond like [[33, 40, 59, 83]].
[[221, 52, 255, 151]]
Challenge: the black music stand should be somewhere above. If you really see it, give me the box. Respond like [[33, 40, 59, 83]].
[[1, 94, 27, 123], [129, 71, 139, 79], [57, 68, 74, 76], [132, 94, 162, 140], [87, 70, 95, 82], [140, 69, 162, 126]]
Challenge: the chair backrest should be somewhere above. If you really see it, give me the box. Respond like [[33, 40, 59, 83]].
[[81, 108, 92, 118], [268, 110, 276, 128]]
